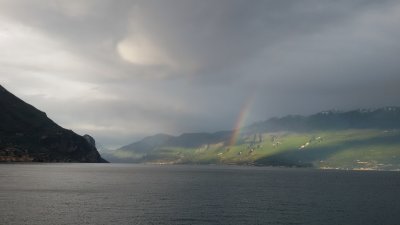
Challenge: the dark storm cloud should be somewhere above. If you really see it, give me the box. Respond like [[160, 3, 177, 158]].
[[1, 0, 399, 148]]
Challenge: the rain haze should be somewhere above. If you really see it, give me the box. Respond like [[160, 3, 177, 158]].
[[0, 0, 399, 148]]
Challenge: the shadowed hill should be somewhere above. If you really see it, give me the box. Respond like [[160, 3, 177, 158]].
[[119, 131, 232, 152], [0, 85, 107, 162]]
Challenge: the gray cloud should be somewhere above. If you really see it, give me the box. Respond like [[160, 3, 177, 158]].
[[1, 0, 400, 148]]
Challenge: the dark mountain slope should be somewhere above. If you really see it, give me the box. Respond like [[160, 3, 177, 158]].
[[0, 85, 107, 162]]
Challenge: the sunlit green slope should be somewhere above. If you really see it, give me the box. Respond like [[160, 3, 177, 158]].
[[107, 129, 400, 170], [105, 107, 400, 170]]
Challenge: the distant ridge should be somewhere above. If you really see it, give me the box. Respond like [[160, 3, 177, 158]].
[[0, 84, 107, 162], [246, 107, 400, 133]]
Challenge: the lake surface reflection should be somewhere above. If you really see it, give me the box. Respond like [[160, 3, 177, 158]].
[[1, 164, 399, 225]]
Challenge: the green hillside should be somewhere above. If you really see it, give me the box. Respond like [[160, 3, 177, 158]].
[[106, 129, 400, 170], [105, 107, 400, 170]]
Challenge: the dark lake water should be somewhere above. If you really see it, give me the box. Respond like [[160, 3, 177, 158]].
[[1, 164, 400, 225]]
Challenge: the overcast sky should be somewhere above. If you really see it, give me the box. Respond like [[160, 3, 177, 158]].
[[1, 0, 400, 148]]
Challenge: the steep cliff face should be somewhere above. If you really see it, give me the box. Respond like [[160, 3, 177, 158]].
[[0, 85, 107, 162]]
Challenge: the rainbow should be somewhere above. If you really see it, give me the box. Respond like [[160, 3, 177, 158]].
[[228, 96, 255, 147]]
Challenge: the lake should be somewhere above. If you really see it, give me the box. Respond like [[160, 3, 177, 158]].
[[1, 164, 399, 225]]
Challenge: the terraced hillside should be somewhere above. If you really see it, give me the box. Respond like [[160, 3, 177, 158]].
[[105, 108, 400, 170], [106, 129, 400, 170]]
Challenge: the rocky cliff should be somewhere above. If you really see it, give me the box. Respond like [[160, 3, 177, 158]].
[[0, 85, 107, 162]]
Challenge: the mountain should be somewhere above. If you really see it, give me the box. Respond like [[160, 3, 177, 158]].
[[107, 107, 400, 170], [246, 107, 400, 133], [0, 85, 107, 162], [120, 131, 232, 151], [104, 132, 232, 163]]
